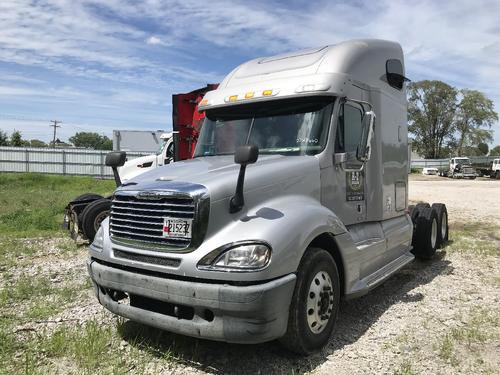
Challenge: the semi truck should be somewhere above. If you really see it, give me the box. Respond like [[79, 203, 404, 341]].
[[438, 157, 476, 179], [490, 158, 500, 178], [87, 39, 448, 354], [63, 85, 216, 241]]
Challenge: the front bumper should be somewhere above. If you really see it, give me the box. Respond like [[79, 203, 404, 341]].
[[87, 259, 296, 344]]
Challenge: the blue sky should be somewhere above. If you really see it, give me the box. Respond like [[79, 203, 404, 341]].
[[1, 0, 499, 146]]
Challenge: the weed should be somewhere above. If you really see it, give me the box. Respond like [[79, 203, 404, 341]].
[[74, 321, 113, 372], [395, 359, 417, 375], [451, 307, 500, 347], [0, 238, 38, 268], [436, 334, 459, 366], [2, 275, 53, 303]]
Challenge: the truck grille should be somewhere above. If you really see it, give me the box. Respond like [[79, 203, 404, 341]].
[[109, 194, 195, 250]]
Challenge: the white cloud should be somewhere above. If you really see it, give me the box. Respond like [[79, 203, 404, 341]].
[[146, 36, 168, 46]]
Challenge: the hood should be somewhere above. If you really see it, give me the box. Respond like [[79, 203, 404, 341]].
[[118, 154, 320, 202], [118, 154, 157, 182]]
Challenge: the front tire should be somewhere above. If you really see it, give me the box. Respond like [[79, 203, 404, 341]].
[[279, 248, 340, 355]]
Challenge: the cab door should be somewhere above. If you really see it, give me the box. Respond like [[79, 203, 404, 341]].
[[321, 100, 367, 226]]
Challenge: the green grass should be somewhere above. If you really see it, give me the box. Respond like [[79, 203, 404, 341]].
[[395, 360, 417, 375], [0, 172, 115, 237], [0, 275, 53, 306], [447, 222, 500, 257], [434, 307, 500, 369], [436, 334, 459, 366]]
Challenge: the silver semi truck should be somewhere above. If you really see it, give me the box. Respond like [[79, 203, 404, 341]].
[[87, 39, 448, 354]]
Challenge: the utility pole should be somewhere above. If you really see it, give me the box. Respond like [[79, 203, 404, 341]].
[[50, 120, 61, 148]]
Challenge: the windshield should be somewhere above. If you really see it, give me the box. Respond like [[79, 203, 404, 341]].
[[157, 140, 167, 154], [456, 158, 470, 164], [193, 97, 334, 157]]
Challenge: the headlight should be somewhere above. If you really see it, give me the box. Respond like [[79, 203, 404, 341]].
[[198, 242, 271, 271], [90, 226, 104, 252]]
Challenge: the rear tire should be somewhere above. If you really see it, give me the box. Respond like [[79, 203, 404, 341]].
[[431, 203, 448, 247], [73, 193, 103, 202], [66, 193, 104, 239], [81, 198, 112, 241], [279, 248, 340, 355], [412, 207, 439, 260], [410, 203, 430, 224]]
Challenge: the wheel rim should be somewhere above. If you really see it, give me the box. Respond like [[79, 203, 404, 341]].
[[94, 210, 109, 231], [70, 212, 79, 239], [431, 218, 437, 249], [441, 212, 447, 240], [306, 271, 334, 334]]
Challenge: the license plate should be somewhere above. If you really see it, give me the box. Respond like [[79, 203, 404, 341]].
[[162, 218, 192, 239]]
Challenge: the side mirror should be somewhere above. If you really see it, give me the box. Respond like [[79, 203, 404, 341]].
[[235, 144, 259, 165], [230, 145, 259, 213], [105, 151, 126, 187], [356, 111, 376, 162], [105, 151, 126, 167]]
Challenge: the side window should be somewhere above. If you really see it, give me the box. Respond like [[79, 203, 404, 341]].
[[386, 59, 406, 90], [335, 103, 363, 154]]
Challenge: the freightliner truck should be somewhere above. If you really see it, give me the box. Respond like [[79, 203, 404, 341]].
[[87, 39, 449, 354]]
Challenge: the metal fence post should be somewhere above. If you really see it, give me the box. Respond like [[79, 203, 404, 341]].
[[100, 152, 105, 179], [62, 150, 66, 175], [25, 149, 29, 172]]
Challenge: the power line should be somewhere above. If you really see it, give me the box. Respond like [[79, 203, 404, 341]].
[[50, 120, 61, 148]]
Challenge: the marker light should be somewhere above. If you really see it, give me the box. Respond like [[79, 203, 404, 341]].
[[295, 83, 331, 93], [199, 99, 209, 106], [245, 91, 255, 99], [229, 95, 238, 102], [262, 89, 273, 96]]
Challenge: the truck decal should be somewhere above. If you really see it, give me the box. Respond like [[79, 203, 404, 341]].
[[346, 171, 365, 201]]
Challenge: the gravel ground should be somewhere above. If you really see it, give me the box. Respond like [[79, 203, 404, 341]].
[[409, 174, 500, 224], [4, 175, 500, 374]]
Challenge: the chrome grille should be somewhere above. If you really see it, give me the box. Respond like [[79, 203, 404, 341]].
[[109, 193, 195, 250]]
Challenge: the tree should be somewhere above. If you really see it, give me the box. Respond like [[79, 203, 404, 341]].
[[0, 130, 8, 146], [408, 80, 458, 158], [455, 89, 498, 156], [477, 142, 489, 156], [10, 130, 29, 147], [30, 139, 47, 147], [490, 145, 500, 156], [69, 132, 113, 150]]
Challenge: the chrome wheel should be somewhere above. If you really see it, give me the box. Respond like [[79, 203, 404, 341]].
[[306, 270, 334, 334], [431, 218, 438, 249], [70, 211, 79, 239], [94, 210, 109, 231]]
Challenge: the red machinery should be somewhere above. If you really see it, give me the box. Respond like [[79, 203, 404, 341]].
[[172, 84, 219, 161]]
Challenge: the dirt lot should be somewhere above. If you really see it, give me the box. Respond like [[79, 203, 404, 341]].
[[410, 174, 500, 224], [1, 174, 499, 374]]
